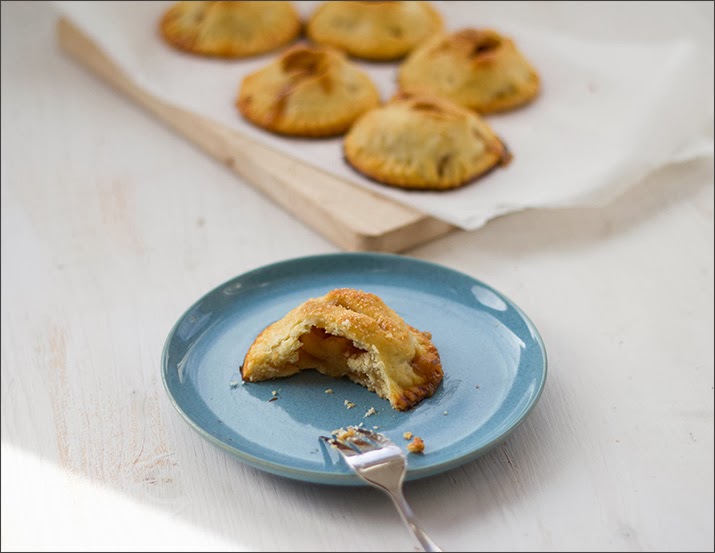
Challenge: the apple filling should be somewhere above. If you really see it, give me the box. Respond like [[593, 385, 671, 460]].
[[294, 326, 388, 396]]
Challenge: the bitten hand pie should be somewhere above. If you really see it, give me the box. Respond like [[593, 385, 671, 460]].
[[241, 288, 443, 411], [237, 44, 380, 137], [306, 1, 443, 61], [159, 1, 301, 58], [398, 29, 540, 114], [344, 92, 511, 190]]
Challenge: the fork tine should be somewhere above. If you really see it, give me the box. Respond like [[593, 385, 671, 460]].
[[322, 428, 383, 455], [354, 427, 391, 445], [320, 435, 358, 457], [347, 437, 382, 452], [332, 426, 385, 452]]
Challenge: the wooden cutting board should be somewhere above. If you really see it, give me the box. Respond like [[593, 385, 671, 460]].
[[56, 18, 457, 252]]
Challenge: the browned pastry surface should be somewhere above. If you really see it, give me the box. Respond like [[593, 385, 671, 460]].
[[344, 92, 511, 190], [160, 1, 300, 58], [237, 44, 380, 137], [399, 28, 540, 113], [306, 1, 443, 61]]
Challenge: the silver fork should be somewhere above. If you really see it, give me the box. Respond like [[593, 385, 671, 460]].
[[321, 427, 443, 552]]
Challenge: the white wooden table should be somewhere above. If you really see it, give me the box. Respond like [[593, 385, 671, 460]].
[[1, 2, 713, 551]]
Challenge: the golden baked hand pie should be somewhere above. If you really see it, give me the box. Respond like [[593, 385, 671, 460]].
[[399, 29, 540, 114], [306, 1, 443, 61], [237, 44, 380, 137], [241, 288, 443, 411], [159, 1, 301, 58], [344, 92, 511, 190]]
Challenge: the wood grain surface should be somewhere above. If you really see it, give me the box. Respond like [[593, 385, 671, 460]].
[[1, 2, 713, 551]]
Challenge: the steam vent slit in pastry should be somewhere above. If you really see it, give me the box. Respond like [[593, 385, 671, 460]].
[[398, 28, 540, 114], [241, 288, 443, 411], [344, 92, 511, 190], [306, 1, 444, 61], [159, 1, 301, 58], [237, 44, 380, 137]]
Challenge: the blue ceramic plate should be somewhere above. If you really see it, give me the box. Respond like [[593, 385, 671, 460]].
[[162, 253, 547, 485]]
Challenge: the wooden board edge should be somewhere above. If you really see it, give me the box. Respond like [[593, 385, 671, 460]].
[[55, 17, 457, 252]]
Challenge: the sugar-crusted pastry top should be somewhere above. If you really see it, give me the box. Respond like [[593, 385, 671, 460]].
[[160, 1, 301, 58], [237, 44, 380, 137], [241, 288, 443, 411], [344, 92, 511, 190], [306, 1, 443, 61], [399, 28, 540, 113]]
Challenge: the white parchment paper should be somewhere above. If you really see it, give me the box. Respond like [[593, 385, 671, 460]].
[[55, 1, 714, 230]]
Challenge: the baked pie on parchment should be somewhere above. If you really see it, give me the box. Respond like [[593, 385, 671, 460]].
[[306, 1, 443, 61], [344, 92, 511, 190], [160, 1, 301, 58], [399, 28, 540, 114], [237, 44, 381, 137]]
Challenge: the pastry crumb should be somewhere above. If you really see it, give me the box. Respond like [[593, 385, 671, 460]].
[[344, 400, 356, 409], [403, 431, 413, 440], [443, 410, 448, 415], [229, 380, 240, 388], [271, 390, 278, 396], [268, 397, 278, 402], [332, 427, 357, 441], [325, 389, 334, 394], [373, 426, 379, 430], [407, 437, 425, 454], [364, 407, 377, 418]]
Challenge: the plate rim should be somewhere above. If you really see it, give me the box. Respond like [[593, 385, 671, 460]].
[[161, 252, 548, 485]]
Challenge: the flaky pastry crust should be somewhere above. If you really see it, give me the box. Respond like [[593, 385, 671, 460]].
[[398, 29, 540, 114], [159, 1, 300, 58], [237, 44, 380, 137], [306, 1, 443, 61], [344, 92, 511, 190], [241, 288, 443, 411]]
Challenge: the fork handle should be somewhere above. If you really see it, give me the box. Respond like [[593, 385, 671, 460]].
[[383, 488, 443, 552]]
